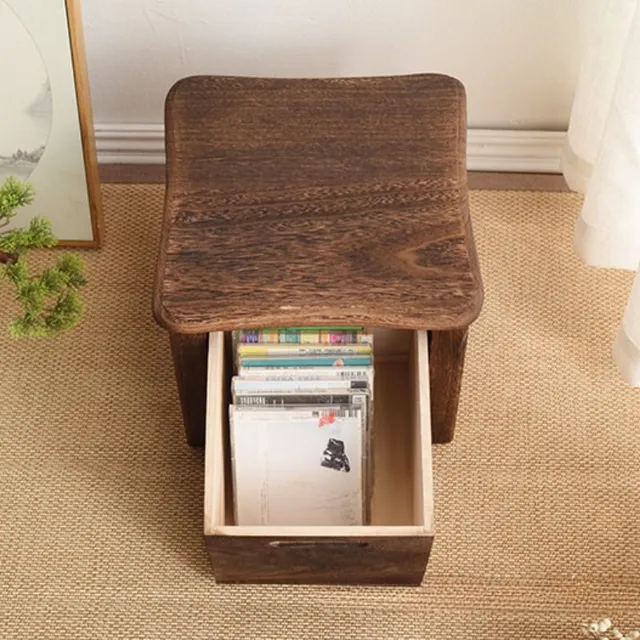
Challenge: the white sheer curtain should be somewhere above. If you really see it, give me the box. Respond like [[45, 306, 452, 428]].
[[562, 0, 640, 385]]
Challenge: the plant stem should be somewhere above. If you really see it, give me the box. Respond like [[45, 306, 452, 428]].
[[0, 250, 17, 264]]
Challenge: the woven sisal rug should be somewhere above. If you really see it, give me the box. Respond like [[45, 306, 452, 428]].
[[1, 185, 638, 638]]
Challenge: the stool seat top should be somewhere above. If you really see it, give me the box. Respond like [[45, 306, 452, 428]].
[[154, 74, 483, 333]]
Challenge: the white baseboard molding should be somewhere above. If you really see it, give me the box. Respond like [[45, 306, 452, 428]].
[[466, 130, 564, 173], [95, 124, 566, 174], [95, 124, 165, 165]]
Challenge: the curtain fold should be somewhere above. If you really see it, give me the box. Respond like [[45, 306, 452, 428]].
[[562, 0, 640, 385]]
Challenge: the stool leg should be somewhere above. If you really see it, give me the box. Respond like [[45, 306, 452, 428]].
[[170, 332, 208, 447], [429, 327, 469, 444]]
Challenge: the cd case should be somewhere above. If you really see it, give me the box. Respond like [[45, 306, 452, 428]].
[[229, 406, 366, 526]]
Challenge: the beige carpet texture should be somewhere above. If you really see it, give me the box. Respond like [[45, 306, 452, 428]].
[[1, 185, 639, 638]]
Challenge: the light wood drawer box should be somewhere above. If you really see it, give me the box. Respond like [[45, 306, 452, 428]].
[[203, 329, 434, 585]]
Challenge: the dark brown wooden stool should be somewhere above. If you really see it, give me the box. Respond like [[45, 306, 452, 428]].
[[153, 74, 483, 448]]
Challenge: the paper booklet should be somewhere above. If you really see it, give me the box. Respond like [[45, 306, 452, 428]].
[[229, 406, 366, 526]]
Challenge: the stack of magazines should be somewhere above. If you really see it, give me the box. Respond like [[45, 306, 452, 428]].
[[229, 327, 374, 527]]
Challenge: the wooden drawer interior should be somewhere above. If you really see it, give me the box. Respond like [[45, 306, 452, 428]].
[[203, 329, 434, 584]]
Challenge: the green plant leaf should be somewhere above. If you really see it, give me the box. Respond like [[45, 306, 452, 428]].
[[0, 177, 35, 222], [1, 178, 86, 338], [0, 217, 57, 255]]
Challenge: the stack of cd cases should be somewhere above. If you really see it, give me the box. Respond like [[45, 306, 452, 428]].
[[229, 327, 374, 526]]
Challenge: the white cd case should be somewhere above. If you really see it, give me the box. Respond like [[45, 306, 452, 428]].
[[229, 406, 365, 526]]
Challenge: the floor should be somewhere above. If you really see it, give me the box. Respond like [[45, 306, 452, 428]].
[[1, 181, 639, 639]]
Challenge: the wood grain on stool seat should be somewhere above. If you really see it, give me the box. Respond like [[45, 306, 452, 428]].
[[153, 74, 483, 334], [153, 73, 484, 448]]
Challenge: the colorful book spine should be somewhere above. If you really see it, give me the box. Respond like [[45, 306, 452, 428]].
[[235, 393, 367, 406], [236, 366, 373, 381], [237, 344, 372, 357], [263, 327, 363, 331], [232, 378, 369, 394], [237, 329, 371, 345], [239, 355, 373, 368]]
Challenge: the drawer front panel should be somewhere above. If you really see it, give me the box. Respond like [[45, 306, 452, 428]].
[[207, 535, 432, 585]]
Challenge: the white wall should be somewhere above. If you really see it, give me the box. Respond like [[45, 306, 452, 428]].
[[82, 0, 602, 130]]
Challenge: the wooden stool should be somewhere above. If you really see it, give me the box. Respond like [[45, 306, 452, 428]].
[[154, 74, 483, 449]]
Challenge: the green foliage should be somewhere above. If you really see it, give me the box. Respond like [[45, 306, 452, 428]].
[[6, 254, 86, 338], [0, 217, 57, 255], [0, 177, 35, 222], [0, 177, 87, 338]]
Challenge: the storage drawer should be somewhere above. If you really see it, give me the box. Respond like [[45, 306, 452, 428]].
[[203, 329, 434, 585]]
